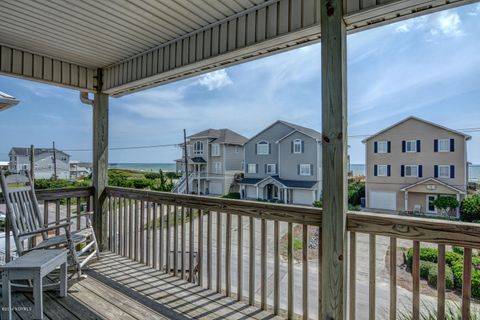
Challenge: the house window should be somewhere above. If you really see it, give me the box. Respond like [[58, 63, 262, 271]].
[[377, 165, 388, 177], [405, 165, 418, 177], [235, 146, 239, 153], [293, 139, 302, 154], [241, 161, 244, 171], [266, 164, 276, 174], [438, 165, 450, 178], [247, 163, 257, 174], [212, 162, 222, 174], [256, 141, 269, 155], [406, 140, 417, 152], [211, 144, 220, 156], [299, 164, 311, 176], [377, 141, 388, 153], [193, 141, 204, 155], [438, 139, 450, 152]]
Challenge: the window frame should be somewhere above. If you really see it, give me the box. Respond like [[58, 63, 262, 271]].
[[405, 165, 418, 177], [256, 141, 269, 155], [377, 164, 388, 177], [299, 164, 311, 176], [212, 161, 222, 174], [211, 143, 220, 156], [438, 139, 450, 152], [377, 141, 388, 153], [293, 139, 302, 154], [266, 163, 276, 174], [193, 141, 204, 155], [438, 165, 450, 178], [405, 140, 417, 153], [247, 163, 257, 174]]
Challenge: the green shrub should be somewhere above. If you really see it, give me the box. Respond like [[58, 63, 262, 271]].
[[427, 264, 455, 289], [348, 181, 365, 206], [313, 200, 322, 208], [460, 194, 480, 222], [221, 192, 241, 199], [144, 172, 162, 179], [420, 261, 436, 279], [293, 239, 303, 250], [452, 246, 464, 255], [407, 247, 438, 270], [432, 196, 459, 216], [445, 251, 463, 266], [131, 178, 151, 189]]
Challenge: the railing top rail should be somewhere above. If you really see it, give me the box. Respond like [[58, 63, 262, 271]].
[[347, 210, 480, 248], [35, 186, 94, 201], [106, 186, 323, 225]]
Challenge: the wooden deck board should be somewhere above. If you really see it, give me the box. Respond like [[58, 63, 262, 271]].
[[6, 252, 279, 320]]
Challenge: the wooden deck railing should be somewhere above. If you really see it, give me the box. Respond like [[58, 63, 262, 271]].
[[3, 186, 479, 319]]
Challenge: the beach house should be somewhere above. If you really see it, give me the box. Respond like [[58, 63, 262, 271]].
[[9, 147, 70, 179]]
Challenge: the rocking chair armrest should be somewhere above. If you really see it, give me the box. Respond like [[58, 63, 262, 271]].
[[46, 212, 93, 226], [19, 222, 72, 237]]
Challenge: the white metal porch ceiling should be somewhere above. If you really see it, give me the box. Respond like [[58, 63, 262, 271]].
[[0, 0, 477, 96]]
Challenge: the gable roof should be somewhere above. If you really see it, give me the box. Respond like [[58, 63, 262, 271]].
[[246, 120, 322, 143], [399, 177, 466, 194], [362, 116, 472, 143], [188, 128, 247, 145], [9, 147, 70, 158]]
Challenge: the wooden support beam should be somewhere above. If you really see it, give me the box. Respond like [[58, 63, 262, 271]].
[[92, 83, 109, 251], [320, 0, 348, 318]]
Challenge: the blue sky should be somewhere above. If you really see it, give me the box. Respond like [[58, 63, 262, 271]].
[[1, 3, 479, 164]]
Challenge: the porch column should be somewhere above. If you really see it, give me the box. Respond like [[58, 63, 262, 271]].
[[256, 186, 259, 199], [321, 0, 348, 319], [284, 188, 288, 204], [405, 191, 409, 211], [456, 193, 460, 217], [92, 90, 109, 251]]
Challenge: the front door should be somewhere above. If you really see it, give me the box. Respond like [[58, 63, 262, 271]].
[[426, 195, 437, 214]]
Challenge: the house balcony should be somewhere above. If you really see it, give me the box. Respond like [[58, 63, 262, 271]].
[[1, 186, 479, 319]]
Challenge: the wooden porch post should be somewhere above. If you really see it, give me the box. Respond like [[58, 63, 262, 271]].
[[93, 80, 109, 251], [320, 0, 348, 319]]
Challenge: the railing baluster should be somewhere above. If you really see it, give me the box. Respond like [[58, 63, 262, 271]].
[[76, 197, 81, 231], [207, 210, 212, 289], [129, 199, 133, 260], [303, 224, 308, 320], [55, 200, 60, 235], [66, 198, 71, 225], [174, 206, 178, 276], [261, 218, 267, 310], [112, 198, 117, 253], [189, 208, 194, 283], [181, 207, 186, 279], [146, 202, 151, 266], [166, 205, 171, 274], [118, 197, 124, 256], [198, 210, 204, 286], [389, 237, 397, 320], [462, 247, 472, 319], [226, 213, 232, 296], [237, 215, 243, 301], [288, 222, 293, 320], [153, 203, 158, 269], [412, 241, 420, 319], [159, 204, 164, 272], [349, 232, 357, 320], [369, 234, 376, 320], [217, 211, 222, 294], [108, 196, 113, 251], [140, 200, 145, 264], [135, 200, 139, 261], [249, 217, 255, 306], [274, 220, 279, 314], [437, 244, 446, 320], [318, 225, 322, 320], [124, 197, 128, 257]]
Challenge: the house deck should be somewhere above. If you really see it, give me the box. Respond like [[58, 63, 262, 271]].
[[9, 252, 279, 320]]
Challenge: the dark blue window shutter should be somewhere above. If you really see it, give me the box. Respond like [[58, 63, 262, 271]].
[[374, 142, 378, 153], [416, 140, 421, 152], [387, 165, 391, 177], [291, 141, 294, 153], [450, 139, 455, 152], [402, 141, 406, 153], [256, 164, 258, 173], [301, 141, 305, 153], [387, 141, 391, 153], [264, 164, 267, 173], [401, 165, 405, 177], [434, 165, 438, 178], [418, 165, 423, 177], [374, 165, 378, 176], [310, 164, 313, 176], [450, 165, 455, 178], [434, 139, 438, 152], [268, 143, 271, 154], [297, 164, 300, 175], [276, 164, 278, 174], [255, 144, 257, 155]]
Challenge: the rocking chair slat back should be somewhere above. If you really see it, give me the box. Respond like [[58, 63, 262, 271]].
[[0, 172, 45, 253]]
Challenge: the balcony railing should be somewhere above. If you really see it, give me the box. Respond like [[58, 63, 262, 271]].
[[1, 186, 480, 319]]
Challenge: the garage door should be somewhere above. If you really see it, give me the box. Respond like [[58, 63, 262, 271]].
[[293, 190, 313, 205], [209, 182, 223, 195], [369, 191, 397, 211]]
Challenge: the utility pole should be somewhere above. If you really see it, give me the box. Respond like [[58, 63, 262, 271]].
[[183, 129, 189, 194], [52, 141, 57, 180], [29, 144, 35, 182]]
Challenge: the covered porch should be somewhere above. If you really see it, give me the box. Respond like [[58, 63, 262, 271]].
[[1, 0, 480, 319]]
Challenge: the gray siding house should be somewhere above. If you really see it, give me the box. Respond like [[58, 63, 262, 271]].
[[240, 121, 322, 205], [174, 129, 247, 196], [9, 147, 70, 179]]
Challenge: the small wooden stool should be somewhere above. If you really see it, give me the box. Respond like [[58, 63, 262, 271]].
[[2, 249, 68, 320]]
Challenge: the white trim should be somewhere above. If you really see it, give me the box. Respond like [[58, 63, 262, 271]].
[[266, 163, 276, 175], [438, 165, 450, 179], [404, 164, 418, 177], [400, 177, 466, 194], [276, 129, 322, 143], [247, 163, 257, 174], [299, 164, 311, 176], [293, 139, 302, 154], [377, 141, 388, 153], [256, 140, 269, 155], [377, 164, 388, 177], [437, 139, 450, 152], [405, 140, 417, 153]]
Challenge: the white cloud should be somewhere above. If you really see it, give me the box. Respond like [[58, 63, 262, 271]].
[[468, 4, 480, 16], [433, 12, 464, 37], [395, 24, 410, 33], [195, 69, 233, 90]]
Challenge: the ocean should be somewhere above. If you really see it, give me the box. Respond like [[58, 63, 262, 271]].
[[109, 163, 176, 172], [350, 164, 480, 182]]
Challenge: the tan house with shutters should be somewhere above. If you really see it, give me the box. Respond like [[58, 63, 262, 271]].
[[363, 117, 471, 215]]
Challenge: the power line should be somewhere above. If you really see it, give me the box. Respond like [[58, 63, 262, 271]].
[[62, 143, 180, 152]]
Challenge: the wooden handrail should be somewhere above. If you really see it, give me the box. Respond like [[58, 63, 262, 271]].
[[35, 186, 94, 201]]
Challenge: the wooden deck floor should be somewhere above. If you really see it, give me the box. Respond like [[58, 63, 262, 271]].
[[9, 252, 280, 320]]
